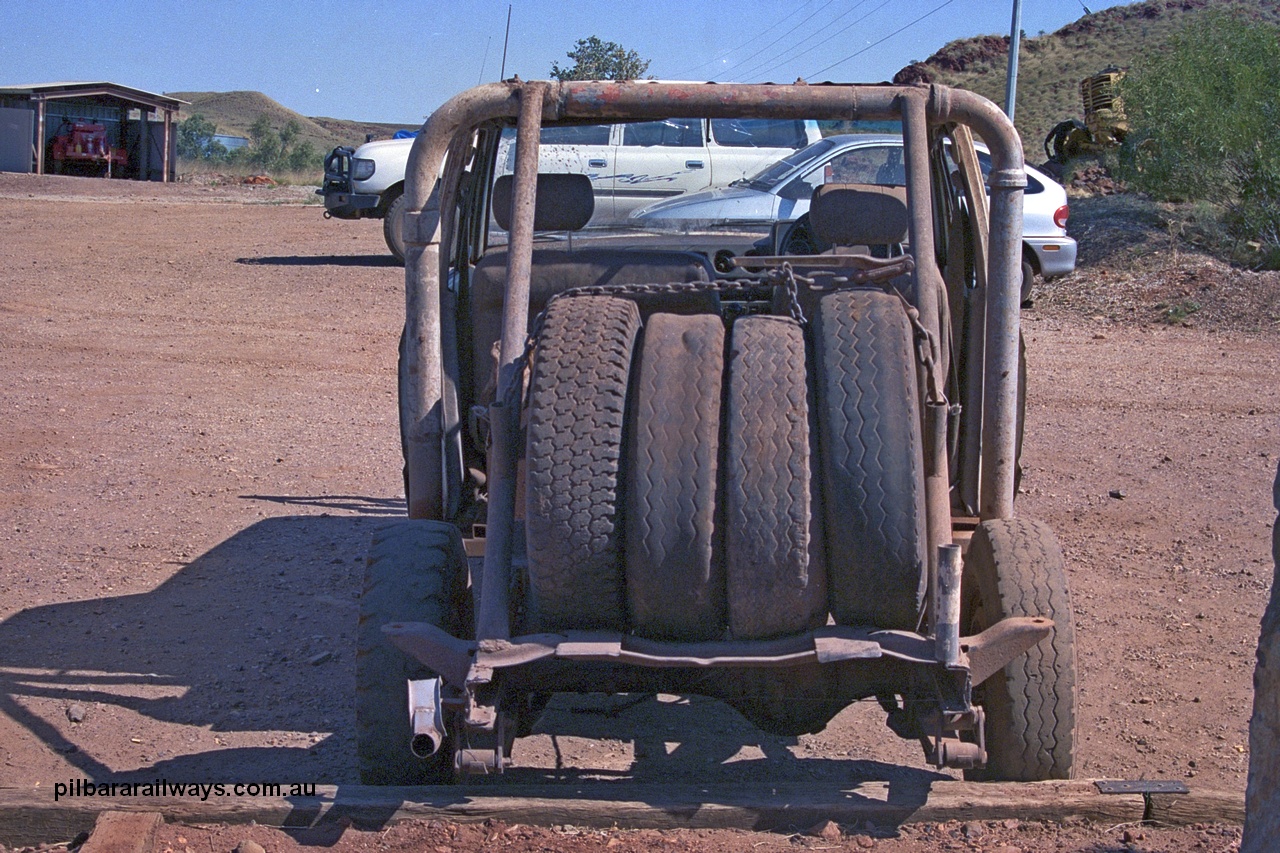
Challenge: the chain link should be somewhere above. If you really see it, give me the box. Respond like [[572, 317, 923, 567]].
[[505, 268, 943, 407]]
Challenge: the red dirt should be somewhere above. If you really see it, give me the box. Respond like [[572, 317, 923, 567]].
[[1, 171, 1274, 852]]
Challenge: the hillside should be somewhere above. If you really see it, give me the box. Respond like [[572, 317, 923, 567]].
[[896, 0, 1280, 163], [166, 90, 414, 152]]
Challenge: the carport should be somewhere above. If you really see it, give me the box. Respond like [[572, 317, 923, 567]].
[[0, 82, 184, 181]]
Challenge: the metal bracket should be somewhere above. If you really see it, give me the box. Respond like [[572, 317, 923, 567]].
[[1094, 780, 1190, 822], [962, 616, 1053, 686]]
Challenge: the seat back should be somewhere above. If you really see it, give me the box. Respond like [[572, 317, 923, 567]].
[[783, 183, 912, 319], [491, 173, 594, 232], [470, 174, 714, 404], [809, 183, 909, 249]]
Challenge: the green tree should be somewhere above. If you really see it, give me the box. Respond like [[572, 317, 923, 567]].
[[247, 114, 282, 170], [176, 114, 226, 160], [277, 119, 301, 154], [286, 140, 318, 172], [550, 36, 651, 81], [1118, 12, 1280, 257]]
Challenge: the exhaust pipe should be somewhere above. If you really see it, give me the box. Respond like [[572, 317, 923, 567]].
[[407, 677, 445, 758]]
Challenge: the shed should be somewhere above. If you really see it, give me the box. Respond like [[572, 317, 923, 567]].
[[0, 82, 185, 181]]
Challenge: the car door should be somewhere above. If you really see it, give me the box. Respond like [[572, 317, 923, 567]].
[[776, 142, 908, 218], [496, 123, 616, 225], [610, 118, 709, 221], [706, 118, 815, 187]]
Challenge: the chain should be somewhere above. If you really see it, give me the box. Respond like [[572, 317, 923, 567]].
[[891, 292, 948, 407], [505, 268, 941, 407], [778, 263, 807, 324]]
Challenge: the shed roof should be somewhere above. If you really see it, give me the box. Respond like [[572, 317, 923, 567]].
[[0, 82, 186, 112]]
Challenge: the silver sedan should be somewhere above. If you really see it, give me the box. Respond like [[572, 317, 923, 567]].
[[631, 133, 1077, 299]]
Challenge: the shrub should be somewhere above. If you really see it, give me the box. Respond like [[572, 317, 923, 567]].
[[1117, 11, 1280, 266]]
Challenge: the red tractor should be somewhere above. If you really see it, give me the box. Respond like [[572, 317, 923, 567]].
[[49, 120, 127, 177]]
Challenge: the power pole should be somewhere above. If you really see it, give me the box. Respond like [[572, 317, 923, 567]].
[[1004, 0, 1023, 120]]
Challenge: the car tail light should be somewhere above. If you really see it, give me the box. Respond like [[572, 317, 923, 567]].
[[1053, 204, 1069, 230]]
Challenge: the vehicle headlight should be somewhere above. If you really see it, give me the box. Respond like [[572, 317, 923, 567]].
[[352, 158, 376, 181]]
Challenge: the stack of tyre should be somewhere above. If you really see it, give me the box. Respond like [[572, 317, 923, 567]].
[[524, 288, 928, 640]]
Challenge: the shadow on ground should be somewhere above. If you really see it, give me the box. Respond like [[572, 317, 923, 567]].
[[2, 507, 949, 833], [236, 255, 401, 268]]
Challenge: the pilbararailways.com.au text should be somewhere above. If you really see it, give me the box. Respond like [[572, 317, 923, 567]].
[[53, 779, 317, 802]]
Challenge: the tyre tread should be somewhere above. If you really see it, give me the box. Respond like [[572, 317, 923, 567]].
[[525, 296, 640, 630], [626, 312, 725, 640], [964, 517, 1076, 781], [813, 290, 927, 629], [725, 316, 826, 638], [356, 520, 467, 785]]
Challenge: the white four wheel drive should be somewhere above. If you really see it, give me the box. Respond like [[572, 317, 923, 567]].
[[319, 116, 820, 262]]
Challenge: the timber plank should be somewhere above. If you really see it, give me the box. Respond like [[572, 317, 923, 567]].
[[0, 780, 1243, 847], [79, 811, 163, 853]]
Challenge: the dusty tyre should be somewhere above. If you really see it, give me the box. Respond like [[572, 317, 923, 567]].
[[383, 189, 406, 264], [1020, 257, 1035, 304], [962, 518, 1076, 782], [724, 316, 827, 639], [525, 296, 641, 631], [626, 312, 725, 640], [357, 520, 469, 785], [813, 289, 927, 630]]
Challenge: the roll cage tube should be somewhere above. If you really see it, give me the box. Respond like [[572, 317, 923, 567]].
[[398, 81, 1025, 526]]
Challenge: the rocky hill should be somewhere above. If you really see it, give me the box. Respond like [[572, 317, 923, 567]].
[[896, 0, 1280, 162], [166, 90, 413, 153]]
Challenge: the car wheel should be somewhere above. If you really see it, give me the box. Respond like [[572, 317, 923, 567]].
[[357, 520, 470, 785], [962, 518, 1077, 782], [383, 190, 406, 264]]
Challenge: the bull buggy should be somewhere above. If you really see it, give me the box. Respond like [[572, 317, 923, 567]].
[[359, 80, 1076, 785]]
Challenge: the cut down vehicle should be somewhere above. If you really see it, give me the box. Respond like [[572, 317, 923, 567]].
[[359, 79, 1077, 787]]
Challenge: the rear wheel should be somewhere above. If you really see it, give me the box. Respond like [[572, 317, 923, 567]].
[[626, 313, 725, 640], [812, 290, 927, 630], [357, 520, 469, 785], [383, 189, 406, 264], [962, 518, 1076, 781], [525, 296, 641, 631]]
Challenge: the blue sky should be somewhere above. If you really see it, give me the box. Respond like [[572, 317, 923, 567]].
[[1, 0, 1134, 125]]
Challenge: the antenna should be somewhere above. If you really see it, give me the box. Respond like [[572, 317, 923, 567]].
[[499, 5, 513, 81], [478, 36, 492, 84]]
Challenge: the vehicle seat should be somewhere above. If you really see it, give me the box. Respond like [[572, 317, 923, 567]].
[[785, 183, 912, 318], [809, 182, 909, 252], [471, 173, 715, 404]]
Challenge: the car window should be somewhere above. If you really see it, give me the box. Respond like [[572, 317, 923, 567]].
[[746, 137, 838, 189], [539, 124, 612, 146], [710, 119, 808, 149], [621, 118, 702, 147], [778, 144, 904, 200]]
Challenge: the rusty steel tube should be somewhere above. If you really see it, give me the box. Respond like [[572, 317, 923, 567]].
[[978, 183, 1025, 520], [475, 82, 546, 642], [402, 84, 519, 519], [927, 87, 1026, 521], [902, 92, 953, 581], [934, 544, 963, 666], [399, 80, 1026, 527]]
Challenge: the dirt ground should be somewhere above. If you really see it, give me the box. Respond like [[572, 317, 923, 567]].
[[0, 172, 1276, 852]]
